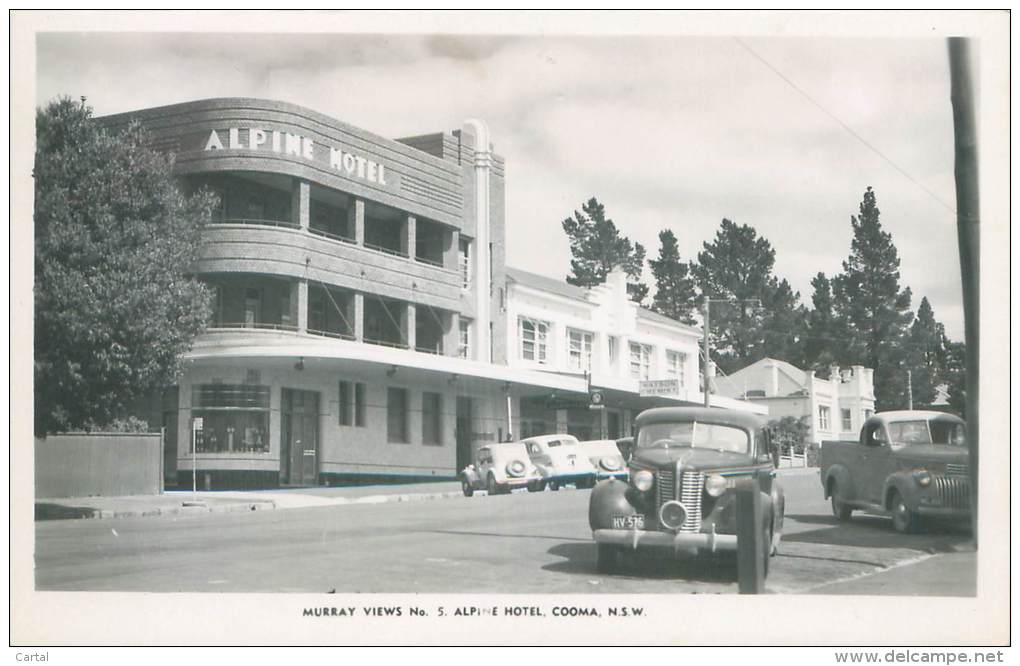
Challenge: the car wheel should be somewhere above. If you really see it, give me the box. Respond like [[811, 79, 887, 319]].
[[830, 484, 853, 521], [548, 481, 559, 491], [890, 490, 920, 534], [527, 480, 545, 492], [596, 544, 623, 574], [461, 478, 474, 497]]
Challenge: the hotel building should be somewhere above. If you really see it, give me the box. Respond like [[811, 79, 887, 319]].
[[100, 98, 762, 489]]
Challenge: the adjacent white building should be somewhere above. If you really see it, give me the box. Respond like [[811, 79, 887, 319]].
[[715, 357, 875, 444], [506, 267, 766, 441]]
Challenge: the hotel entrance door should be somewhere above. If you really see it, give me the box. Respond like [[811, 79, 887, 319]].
[[281, 388, 320, 486]]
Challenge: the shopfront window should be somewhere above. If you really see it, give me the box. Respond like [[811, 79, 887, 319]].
[[387, 387, 409, 443], [191, 384, 270, 453], [422, 392, 443, 445]]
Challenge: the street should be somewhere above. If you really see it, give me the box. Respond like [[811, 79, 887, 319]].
[[34, 471, 974, 594]]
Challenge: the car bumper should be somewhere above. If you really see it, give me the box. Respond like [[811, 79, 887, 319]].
[[915, 505, 972, 521], [592, 528, 738, 552], [547, 472, 596, 484], [595, 471, 628, 481], [503, 477, 540, 487]]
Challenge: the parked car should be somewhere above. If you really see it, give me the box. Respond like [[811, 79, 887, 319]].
[[616, 436, 635, 463], [523, 434, 598, 490], [460, 441, 542, 496], [579, 439, 628, 481], [588, 407, 784, 576], [819, 410, 970, 533]]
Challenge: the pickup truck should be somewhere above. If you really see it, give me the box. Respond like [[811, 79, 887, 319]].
[[819, 410, 970, 533]]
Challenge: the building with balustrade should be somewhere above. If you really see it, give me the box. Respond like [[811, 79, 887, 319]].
[[99, 98, 762, 490]]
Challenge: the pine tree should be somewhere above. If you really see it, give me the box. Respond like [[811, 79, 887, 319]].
[[831, 187, 914, 409], [649, 229, 697, 325], [907, 297, 950, 407], [691, 219, 804, 372], [804, 272, 847, 370], [34, 97, 215, 434], [561, 197, 648, 302]]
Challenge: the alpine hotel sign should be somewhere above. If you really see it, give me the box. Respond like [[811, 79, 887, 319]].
[[203, 127, 390, 185]]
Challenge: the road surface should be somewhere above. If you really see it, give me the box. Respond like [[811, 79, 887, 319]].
[[35, 471, 973, 594]]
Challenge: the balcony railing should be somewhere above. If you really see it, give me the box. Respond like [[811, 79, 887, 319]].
[[207, 217, 301, 230], [309, 227, 357, 245], [207, 322, 300, 332], [307, 328, 357, 341], [415, 344, 445, 355], [363, 337, 410, 350], [363, 241, 409, 259]]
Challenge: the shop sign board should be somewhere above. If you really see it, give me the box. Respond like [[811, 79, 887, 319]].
[[639, 379, 680, 398]]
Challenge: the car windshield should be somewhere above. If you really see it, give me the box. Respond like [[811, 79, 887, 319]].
[[887, 420, 966, 447], [546, 438, 577, 448], [636, 422, 749, 454]]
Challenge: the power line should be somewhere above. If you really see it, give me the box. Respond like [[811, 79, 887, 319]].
[[732, 37, 957, 215]]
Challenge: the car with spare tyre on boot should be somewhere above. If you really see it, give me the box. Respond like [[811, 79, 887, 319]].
[[460, 441, 542, 496], [523, 434, 598, 490], [588, 407, 784, 576]]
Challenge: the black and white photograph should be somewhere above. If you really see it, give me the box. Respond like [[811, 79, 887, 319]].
[[9, 9, 1010, 649]]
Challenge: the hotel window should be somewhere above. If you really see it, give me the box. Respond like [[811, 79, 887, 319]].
[[422, 392, 443, 445], [355, 383, 366, 427], [338, 381, 365, 427], [864, 409, 874, 420], [519, 318, 549, 363], [567, 329, 594, 372], [244, 288, 261, 328], [629, 343, 652, 380], [458, 319, 472, 359], [191, 384, 270, 453], [459, 239, 471, 289], [309, 292, 326, 332], [665, 350, 687, 387], [841, 408, 852, 431], [387, 388, 409, 443], [608, 336, 618, 365], [819, 405, 831, 431]]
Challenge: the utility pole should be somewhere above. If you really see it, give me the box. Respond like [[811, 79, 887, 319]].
[[907, 369, 913, 410], [702, 301, 711, 407]]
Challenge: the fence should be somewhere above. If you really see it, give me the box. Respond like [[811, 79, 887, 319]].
[[35, 432, 163, 498]]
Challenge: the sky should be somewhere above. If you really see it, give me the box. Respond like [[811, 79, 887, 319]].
[[35, 28, 966, 338]]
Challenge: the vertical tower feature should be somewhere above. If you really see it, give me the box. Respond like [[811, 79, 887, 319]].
[[463, 119, 492, 363]]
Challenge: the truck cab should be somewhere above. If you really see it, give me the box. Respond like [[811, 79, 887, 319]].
[[819, 411, 970, 533]]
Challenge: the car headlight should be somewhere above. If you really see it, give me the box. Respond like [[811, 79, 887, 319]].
[[600, 456, 623, 471], [633, 470, 654, 492], [705, 473, 729, 497], [912, 469, 931, 487]]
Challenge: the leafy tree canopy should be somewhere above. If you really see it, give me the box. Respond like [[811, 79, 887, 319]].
[[561, 197, 648, 303], [34, 97, 215, 434]]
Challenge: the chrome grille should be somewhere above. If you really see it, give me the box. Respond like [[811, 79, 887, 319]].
[[946, 463, 969, 478], [655, 467, 703, 533], [656, 467, 676, 507], [932, 476, 970, 509], [679, 471, 704, 532]]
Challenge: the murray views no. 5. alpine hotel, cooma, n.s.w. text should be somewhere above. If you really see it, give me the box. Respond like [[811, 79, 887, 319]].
[[100, 98, 760, 490]]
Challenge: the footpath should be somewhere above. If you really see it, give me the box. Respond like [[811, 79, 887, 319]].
[[35, 467, 818, 521]]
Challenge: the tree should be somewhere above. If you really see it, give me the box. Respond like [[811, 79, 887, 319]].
[[803, 272, 847, 370], [691, 219, 804, 372], [831, 187, 914, 409], [943, 340, 967, 417], [648, 229, 697, 325], [561, 197, 648, 302], [906, 297, 951, 407], [34, 97, 215, 434]]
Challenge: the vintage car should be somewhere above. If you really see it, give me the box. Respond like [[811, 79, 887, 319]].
[[523, 434, 598, 490], [820, 410, 971, 533], [616, 436, 635, 463], [579, 439, 629, 481], [460, 441, 542, 496], [588, 407, 785, 576]]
